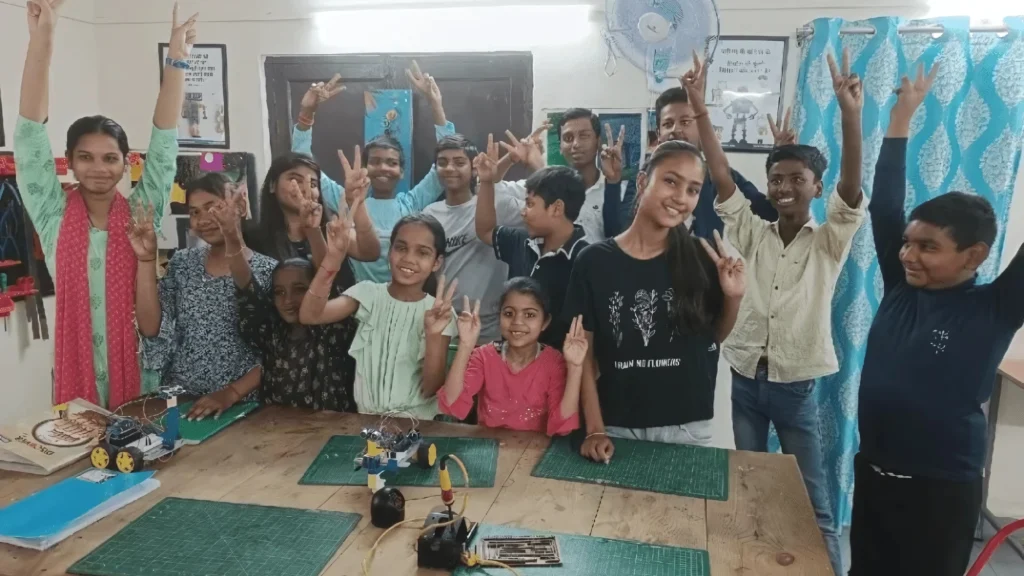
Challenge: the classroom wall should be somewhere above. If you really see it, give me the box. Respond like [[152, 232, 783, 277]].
[[2, 0, 1023, 516], [0, 0, 99, 426]]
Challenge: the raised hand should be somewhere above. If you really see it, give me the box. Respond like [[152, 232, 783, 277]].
[[406, 60, 442, 103], [767, 107, 796, 147], [167, 2, 198, 61], [300, 74, 345, 112], [294, 181, 323, 230], [600, 123, 626, 184], [681, 51, 709, 113], [893, 61, 940, 121], [324, 202, 357, 261], [499, 122, 550, 167], [699, 230, 746, 298], [828, 48, 863, 113], [127, 200, 158, 261], [339, 146, 370, 207], [455, 295, 482, 346], [424, 274, 458, 336], [473, 134, 500, 183], [562, 315, 588, 367], [26, 0, 63, 35], [208, 188, 245, 243]]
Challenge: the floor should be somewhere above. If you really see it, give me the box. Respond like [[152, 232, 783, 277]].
[[837, 520, 1024, 575]]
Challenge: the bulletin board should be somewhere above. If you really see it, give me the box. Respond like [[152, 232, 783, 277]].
[[703, 36, 789, 152], [543, 108, 649, 178]]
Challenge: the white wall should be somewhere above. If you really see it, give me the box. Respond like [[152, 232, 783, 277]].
[[3, 0, 1024, 516], [0, 0, 99, 425]]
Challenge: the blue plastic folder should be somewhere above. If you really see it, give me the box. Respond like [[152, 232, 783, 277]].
[[0, 469, 159, 550]]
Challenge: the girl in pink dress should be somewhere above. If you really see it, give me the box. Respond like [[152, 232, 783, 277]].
[[439, 277, 585, 436]]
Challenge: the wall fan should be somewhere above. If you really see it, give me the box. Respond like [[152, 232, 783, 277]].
[[603, 0, 721, 85]]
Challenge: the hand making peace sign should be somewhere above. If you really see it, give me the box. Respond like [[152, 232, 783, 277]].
[[301, 74, 345, 113], [127, 200, 158, 262], [339, 145, 371, 208], [455, 295, 482, 347], [699, 230, 746, 299], [767, 107, 797, 147], [681, 51, 710, 114], [473, 134, 501, 183], [893, 61, 940, 120], [168, 2, 199, 62], [208, 187, 246, 243], [406, 60, 442, 104], [600, 123, 626, 184], [500, 123, 550, 168], [324, 197, 361, 262], [828, 47, 863, 114], [424, 274, 459, 336]]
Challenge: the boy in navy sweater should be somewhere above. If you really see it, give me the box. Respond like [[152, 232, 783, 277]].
[[852, 64, 1024, 576]]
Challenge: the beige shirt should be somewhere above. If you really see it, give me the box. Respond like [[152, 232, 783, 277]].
[[715, 190, 866, 383]]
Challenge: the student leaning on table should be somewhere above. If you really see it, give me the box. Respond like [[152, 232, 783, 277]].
[[13, 0, 192, 410]]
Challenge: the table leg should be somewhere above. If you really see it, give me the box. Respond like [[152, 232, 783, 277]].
[[976, 375, 1024, 561]]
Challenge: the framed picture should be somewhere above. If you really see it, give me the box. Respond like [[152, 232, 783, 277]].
[[1, 88, 5, 147], [158, 43, 230, 149], [704, 36, 789, 153]]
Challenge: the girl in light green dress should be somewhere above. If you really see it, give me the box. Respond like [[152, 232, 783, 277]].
[[13, 0, 194, 409], [300, 211, 457, 419]]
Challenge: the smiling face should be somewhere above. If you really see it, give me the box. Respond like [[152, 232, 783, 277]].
[[272, 266, 312, 324], [766, 158, 821, 218], [899, 220, 989, 289], [275, 165, 320, 211], [68, 133, 127, 196], [559, 117, 599, 170], [366, 146, 403, 195], [500, 291, 549, 348], [436, 149, 474, 196], [188, 189, 227, 246], [635, 152, 704, 229], [389, 222, 443, 288], [657, 101, 700, 146]]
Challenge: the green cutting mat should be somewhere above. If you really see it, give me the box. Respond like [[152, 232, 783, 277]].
[[299, 435, 499, 487], [531, 436, 729, 501], [68, 497, 360, 576], [162, 401, 260, 444], [454, 523, 710, 576]]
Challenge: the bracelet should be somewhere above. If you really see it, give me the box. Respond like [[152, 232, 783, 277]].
[[297, 114, 315, 127], [137, 257, 156, 263], [585, 431, 608, 440], [225, 246, 245, 259], [306, 290, 329, 300], [165, 57, 190, 70]]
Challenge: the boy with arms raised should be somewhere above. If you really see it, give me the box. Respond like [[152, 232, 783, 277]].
[[292, 63, 455, 282], [475, 134, 589, 349], [852, 63, 1024, 576], [685, 50, 867, 576]]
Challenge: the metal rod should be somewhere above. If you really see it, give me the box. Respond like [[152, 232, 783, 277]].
[[797, 23, 1009, 41]]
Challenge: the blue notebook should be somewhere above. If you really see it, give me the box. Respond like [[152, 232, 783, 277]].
[[0, 469, 159, 550]]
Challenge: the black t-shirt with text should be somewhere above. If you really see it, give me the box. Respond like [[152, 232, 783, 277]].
[[562, 238, 723, 429]]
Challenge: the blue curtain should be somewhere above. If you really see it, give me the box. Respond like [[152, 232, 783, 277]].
[[781, 16, 1024, 526]]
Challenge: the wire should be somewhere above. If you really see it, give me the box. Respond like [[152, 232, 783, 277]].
[[361, 453, 471, 576]]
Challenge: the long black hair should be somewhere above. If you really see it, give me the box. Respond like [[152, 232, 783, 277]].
[[390, 213, 447, 295], [250, 152, 327, 261], [66, 115, 130, 157], [639, 140, 722, 336]]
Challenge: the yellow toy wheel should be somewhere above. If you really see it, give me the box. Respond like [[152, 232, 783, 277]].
[[115, 447, 145, 473], [427, 443, 437, 467], [91, 443, 114, 470], [416, 442, 437, 469]]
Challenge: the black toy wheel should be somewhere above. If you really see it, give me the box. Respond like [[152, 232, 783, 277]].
[[416, 442, 437, 469], [91, 442, 117, 471], [115, 446, 145, 473]]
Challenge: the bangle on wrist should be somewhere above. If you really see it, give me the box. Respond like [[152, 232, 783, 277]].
[[165, 57, 190, 70], [138, 257, 156, 263], [298, 113, 315, 127], [307, 290, 329, 300], [225, 246, 245, 259], [585, 431, 608, 440]]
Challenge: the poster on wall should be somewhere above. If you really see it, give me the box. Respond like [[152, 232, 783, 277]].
[[703, 36, 788, 153], [364, 90, 413, 194], [158, 43, 230, 149], [544, 110, 646, 175]]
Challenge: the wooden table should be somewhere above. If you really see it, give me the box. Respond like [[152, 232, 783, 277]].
[[978, 359, 1024, 560], [0, 407, 832, 576]]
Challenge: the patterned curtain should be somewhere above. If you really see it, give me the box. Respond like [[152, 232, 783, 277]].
[[781, 15, 1024, 526]]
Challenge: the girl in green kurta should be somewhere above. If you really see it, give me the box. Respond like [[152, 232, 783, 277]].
[[13, 0, 194, 409]]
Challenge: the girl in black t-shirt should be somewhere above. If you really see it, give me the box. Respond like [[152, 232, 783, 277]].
[[563, 140, 747, 463]]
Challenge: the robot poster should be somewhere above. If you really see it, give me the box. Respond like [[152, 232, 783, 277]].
[[703, 37, 789, 153], [158, 43, 230, 149]]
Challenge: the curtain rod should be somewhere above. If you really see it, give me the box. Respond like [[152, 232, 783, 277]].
[[797, 23, 1009, 42]]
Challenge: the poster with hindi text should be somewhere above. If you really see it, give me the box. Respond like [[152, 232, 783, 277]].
[[158, 44, 230, 149], [704, 37, 788, 153]]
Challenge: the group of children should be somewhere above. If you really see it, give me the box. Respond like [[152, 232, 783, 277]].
[[13, 3, 1024, 576]]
